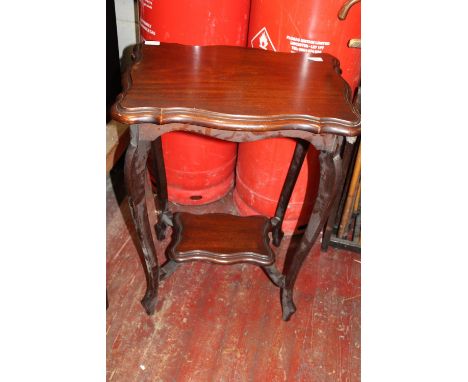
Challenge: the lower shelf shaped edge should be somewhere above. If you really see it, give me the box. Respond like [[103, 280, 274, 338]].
[[166, 212, 276, 266]]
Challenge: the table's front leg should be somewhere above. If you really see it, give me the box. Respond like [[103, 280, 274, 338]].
[[281, 149, 343, 321], [150, 137, 172, 240], [125, 125, 159, 315]]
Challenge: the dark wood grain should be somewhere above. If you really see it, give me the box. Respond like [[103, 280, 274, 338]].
[[111, 42, 361, 320], [281, 150, 343, 320], [168, 212, 275, 266], [124, 125, 159, 315], [111, 43, 360, 136], [322, 84, 361, 253], [321, 140, 355, 251], [271, 139, 310, 246], [107, 179, 361, 381], [149, 137, 172, 241]]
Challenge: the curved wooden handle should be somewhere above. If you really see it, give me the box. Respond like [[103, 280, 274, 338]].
[[338, 0, 361, 20]]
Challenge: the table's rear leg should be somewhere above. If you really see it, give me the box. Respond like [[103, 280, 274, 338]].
[[125, 125, 159, 315], [281, 150, 342, 321], [262, 264, 285, 288], [271, 139, 310, 247], [159, 259, 179, 281], [150, 137, 172, 240], [321, 140, 355, 251]]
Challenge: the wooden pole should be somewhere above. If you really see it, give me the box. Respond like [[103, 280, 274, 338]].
[[338, 143, 361, 238], [353, 179, 361, 215]]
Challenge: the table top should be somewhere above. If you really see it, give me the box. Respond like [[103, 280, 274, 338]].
[[111, 43, 360, 136]]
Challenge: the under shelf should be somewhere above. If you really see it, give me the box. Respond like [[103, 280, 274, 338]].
[[167, 212, 275, 266]]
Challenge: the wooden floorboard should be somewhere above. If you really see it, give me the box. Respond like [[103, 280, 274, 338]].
[[106, 173, 361, 382]]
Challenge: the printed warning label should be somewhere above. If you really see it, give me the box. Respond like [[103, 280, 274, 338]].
[[286, 35, 330, 54], [251, 27, 276, 52]]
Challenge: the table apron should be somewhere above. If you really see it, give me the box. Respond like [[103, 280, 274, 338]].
[[137, 123, 340, 153]]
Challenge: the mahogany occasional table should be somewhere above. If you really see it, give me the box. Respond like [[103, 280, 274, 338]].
[[111, 42, 360, 321]]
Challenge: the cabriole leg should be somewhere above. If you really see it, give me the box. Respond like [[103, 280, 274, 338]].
[[281, 150, 342, 321], [321, 140, 355, 251], [159, 259, 179, 281], [125, 125, 159, 315], [262, 264, 286, 288], [150, 137, 172, 240], [271, 139, 310, 246]]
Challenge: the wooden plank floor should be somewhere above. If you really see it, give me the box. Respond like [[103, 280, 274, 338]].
[[106, 168, 361, 382]]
